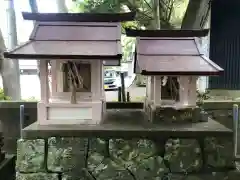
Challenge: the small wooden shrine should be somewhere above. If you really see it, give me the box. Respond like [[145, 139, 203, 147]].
[[4, 12, 135, 125], [126, 29, 224, 122]]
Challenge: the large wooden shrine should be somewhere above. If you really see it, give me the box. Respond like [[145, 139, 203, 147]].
[[4, 12, 135, 125]]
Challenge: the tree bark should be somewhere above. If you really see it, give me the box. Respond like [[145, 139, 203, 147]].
[[28, 0, 38, 13], [181, 0, 211, 29], [0, 30, 6, 71], [154, 0, 161, 29], [28, 0, 40, 78], [1, 0, 21, 100], [56, 0, 68, 12]]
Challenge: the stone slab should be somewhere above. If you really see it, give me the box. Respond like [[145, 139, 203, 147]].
[[22, 110, 232, 139]]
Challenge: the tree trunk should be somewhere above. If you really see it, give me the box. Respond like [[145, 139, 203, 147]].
[[1, 0, 21, 100], [56, 0, 68, 12], [28, 0, 40, 77], [29, 0, 38, 13], [181, 0, 211, 29], [154, 0, 161, 29], [0, 30, 6, 72]]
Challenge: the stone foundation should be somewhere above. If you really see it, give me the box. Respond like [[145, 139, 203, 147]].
[[16, 136, 239, 180], [146, 104, 207, 123]]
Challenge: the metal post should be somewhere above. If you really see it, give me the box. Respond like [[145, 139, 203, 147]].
[[120, 72, 126, 102], [127, 92, 130, 102], [233, 104, 239, 158], [20, 105, 25, 139], [118, 87, 122, 102]]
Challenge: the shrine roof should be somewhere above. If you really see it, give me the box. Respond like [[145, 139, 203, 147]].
[[4, 40, 122, 60], [125, 28, 209, 37], [22, 12, 136, 22], [3, 12, 136, 61], [134, 54, 223, 76], [126, 29, 223, 76]]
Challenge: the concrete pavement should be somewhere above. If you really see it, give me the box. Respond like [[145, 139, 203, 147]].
[[105, 86, 146, 101]]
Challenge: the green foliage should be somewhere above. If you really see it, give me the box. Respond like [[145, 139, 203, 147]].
[[0, 88, 11, 100], [197, 89, 210, 106], [23, 96, 39, 102], [73, 0, 122, 13], [71, 0, 188, 29], [122, 36, 135, 62], [136, 75, 146, 87], [0, 88, 39, 101]]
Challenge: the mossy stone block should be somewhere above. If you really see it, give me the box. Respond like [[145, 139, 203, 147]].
[[164, 139, 202, 172], [47, 137, 87, 172], [87, 139, 168, 180], [16, 139, 45, 172], [62, 172, 86, 180], [153, 106, 202, 123], [166, 173, 228, 180], [204, 137, 234, 168], [16, 172, 58, 180]]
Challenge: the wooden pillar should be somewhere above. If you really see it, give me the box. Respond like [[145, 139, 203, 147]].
[[154, 76, 161, 105], [56, 61, 64, 93], [51, 60, 58, 93], [188, 76, 197, 106], [146, 76, 151, 100], [100, 62, 105, 99], [150, 76, 154, 101], [179, 76, 189, 106], [39, 60, 49, 103], [91, 61, 101, 101]]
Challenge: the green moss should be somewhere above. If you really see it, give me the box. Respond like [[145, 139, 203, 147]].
[[16, 139, 45, 173], [16, 172, 58, 180]]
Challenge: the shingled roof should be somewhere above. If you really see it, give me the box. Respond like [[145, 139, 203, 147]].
[[4, 12, 136, 63], [126, 28, 223, 76]]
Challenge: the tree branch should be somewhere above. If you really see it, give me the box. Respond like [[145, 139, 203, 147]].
[[167, 0, 175, 22], [142, 0, 152, 10]]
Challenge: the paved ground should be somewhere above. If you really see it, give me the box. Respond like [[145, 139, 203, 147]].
[[105, 86, 146, 101]]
